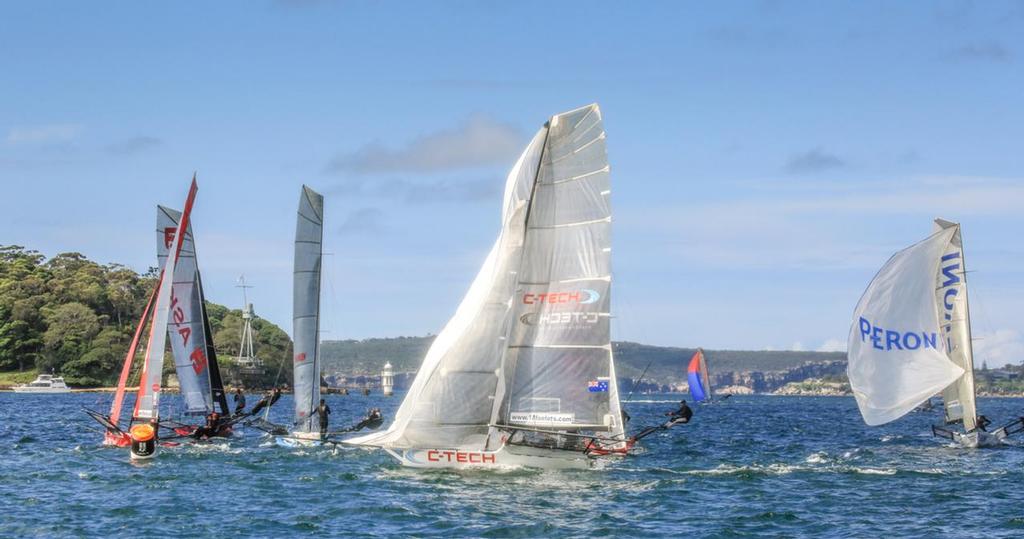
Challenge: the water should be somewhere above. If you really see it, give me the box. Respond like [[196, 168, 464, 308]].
[[2, 393, 1024, 537]]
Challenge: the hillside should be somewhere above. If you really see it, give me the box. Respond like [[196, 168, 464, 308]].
[[320, 335, 847, 384], [0, 245, 291, 388]]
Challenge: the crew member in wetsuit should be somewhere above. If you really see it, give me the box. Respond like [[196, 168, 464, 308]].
[[621, 408, 631, 425], [977, 415, 992, 432], [353, 407, 383, 431], [317, 398, 331, 441], [194, 412, 219, 439], [250, 388, 276, 416], [268, 387, 282, 407], [667, 400, 693, 424], [233, 388, 246, 415]]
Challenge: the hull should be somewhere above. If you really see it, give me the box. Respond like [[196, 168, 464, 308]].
[[953, 430, 1006, 449], [103, 431, 131, 447], [12, 386, 70, 393], [275, 430, 326, 448], [385, 443, 615, 470]]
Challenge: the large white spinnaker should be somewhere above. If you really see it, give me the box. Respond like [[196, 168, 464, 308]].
[[349, 104, 624, 464], [933, 219, 977, 432], [847, 226, 965, 426], [292, 185, 324, 434], [348, 127, 546, 450], [156, 206, 214, 415]]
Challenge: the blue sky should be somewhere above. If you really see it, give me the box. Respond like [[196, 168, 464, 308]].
[[2, 1, 1022, 363]]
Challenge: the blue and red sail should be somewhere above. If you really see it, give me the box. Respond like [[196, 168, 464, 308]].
[[687, 349, 710, 403]]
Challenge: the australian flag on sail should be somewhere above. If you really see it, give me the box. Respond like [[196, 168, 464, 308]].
[[588, 377, 610, 392]]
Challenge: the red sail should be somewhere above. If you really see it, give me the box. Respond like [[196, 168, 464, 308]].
[[108, 284, 159, 427]]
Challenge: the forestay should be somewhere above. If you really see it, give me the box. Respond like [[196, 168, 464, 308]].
[[293, 185, 324, 433], [349, 104, 623, 450], [847, 226, 965, 426], [156, 206, 214, 415]]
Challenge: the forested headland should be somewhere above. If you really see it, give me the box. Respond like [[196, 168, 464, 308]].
[[0, 245, 291, 388]]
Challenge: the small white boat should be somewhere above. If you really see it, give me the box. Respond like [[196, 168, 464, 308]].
[[13, 374, 72, 393]]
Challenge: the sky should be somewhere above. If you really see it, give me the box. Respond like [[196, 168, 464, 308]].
[[1, 1, 1022, 364]]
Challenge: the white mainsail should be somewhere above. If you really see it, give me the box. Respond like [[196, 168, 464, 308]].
[[847, 221, 975, 427], [292, 185, 324, 433], [349, 104, 623, 455], [135, 180, 198, 420], [156, 206, 214, 415], [934, 219, 977, 432]]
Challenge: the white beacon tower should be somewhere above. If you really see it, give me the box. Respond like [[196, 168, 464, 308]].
[[381, 362, 394, 397]]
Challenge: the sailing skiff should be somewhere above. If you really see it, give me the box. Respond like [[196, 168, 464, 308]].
[[347, 104, 631, 469]]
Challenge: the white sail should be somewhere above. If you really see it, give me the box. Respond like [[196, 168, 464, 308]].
[[136, 181, 197, 420], [934, 219, 977, 432], [156, 206, 213, 415], [292, 185, 324, 433], [350, 104, 623, 452], [847, 226, 965, 426]]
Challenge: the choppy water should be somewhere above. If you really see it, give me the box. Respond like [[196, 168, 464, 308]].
[[2, 393, 1024, 537]]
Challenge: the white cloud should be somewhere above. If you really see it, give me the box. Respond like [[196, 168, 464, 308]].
[[325, 113, 524, 174], [5, 124, 83, 144], [974, 329, 1024, 367]]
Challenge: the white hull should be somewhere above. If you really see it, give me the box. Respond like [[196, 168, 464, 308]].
[[12, 386, 71, 393], [275, 430, 326, 448], [383, 442, 617, 470], [129, 447, 157, 460], [953, 430, 1007, 449]]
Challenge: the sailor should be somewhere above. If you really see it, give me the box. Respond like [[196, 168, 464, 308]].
[[194, 412, 218, 439], [976, 415, 992, 432], [233, 388, 246, 415], [621, 408, 631, 425], [667, 400, 693, 423], [269, 387, 282, 407], [250, 388, 277, 416], [317, 398, 331, 441]]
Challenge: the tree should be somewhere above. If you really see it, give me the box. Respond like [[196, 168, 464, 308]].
[[40, 302, 100, 372]]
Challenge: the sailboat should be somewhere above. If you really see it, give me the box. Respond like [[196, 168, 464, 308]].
[[687, 348, 713, 403], [276, 185, 326, 447], [155, 205, 233, 436], [86, 178, 200, 456], [347, 104, 629, 469], [847, 219, 1023, 448]]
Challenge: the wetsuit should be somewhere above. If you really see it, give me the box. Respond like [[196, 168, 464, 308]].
[[268, 389, 282, 407], [234, 392, 246, 415], [317, 402, 331, 440], [977, 415, 992, 432], [250, 395, 270, 416], [670, 403, 693, 423]]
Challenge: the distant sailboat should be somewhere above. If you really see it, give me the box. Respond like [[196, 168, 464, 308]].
[[687, 348, 712, 403], [347, 104, 630, 469], [847, 219, 1023, 448]]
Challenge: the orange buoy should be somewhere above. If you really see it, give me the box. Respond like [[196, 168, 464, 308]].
[[129, 423, 157, 459], [130, 423, 155, 442]]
